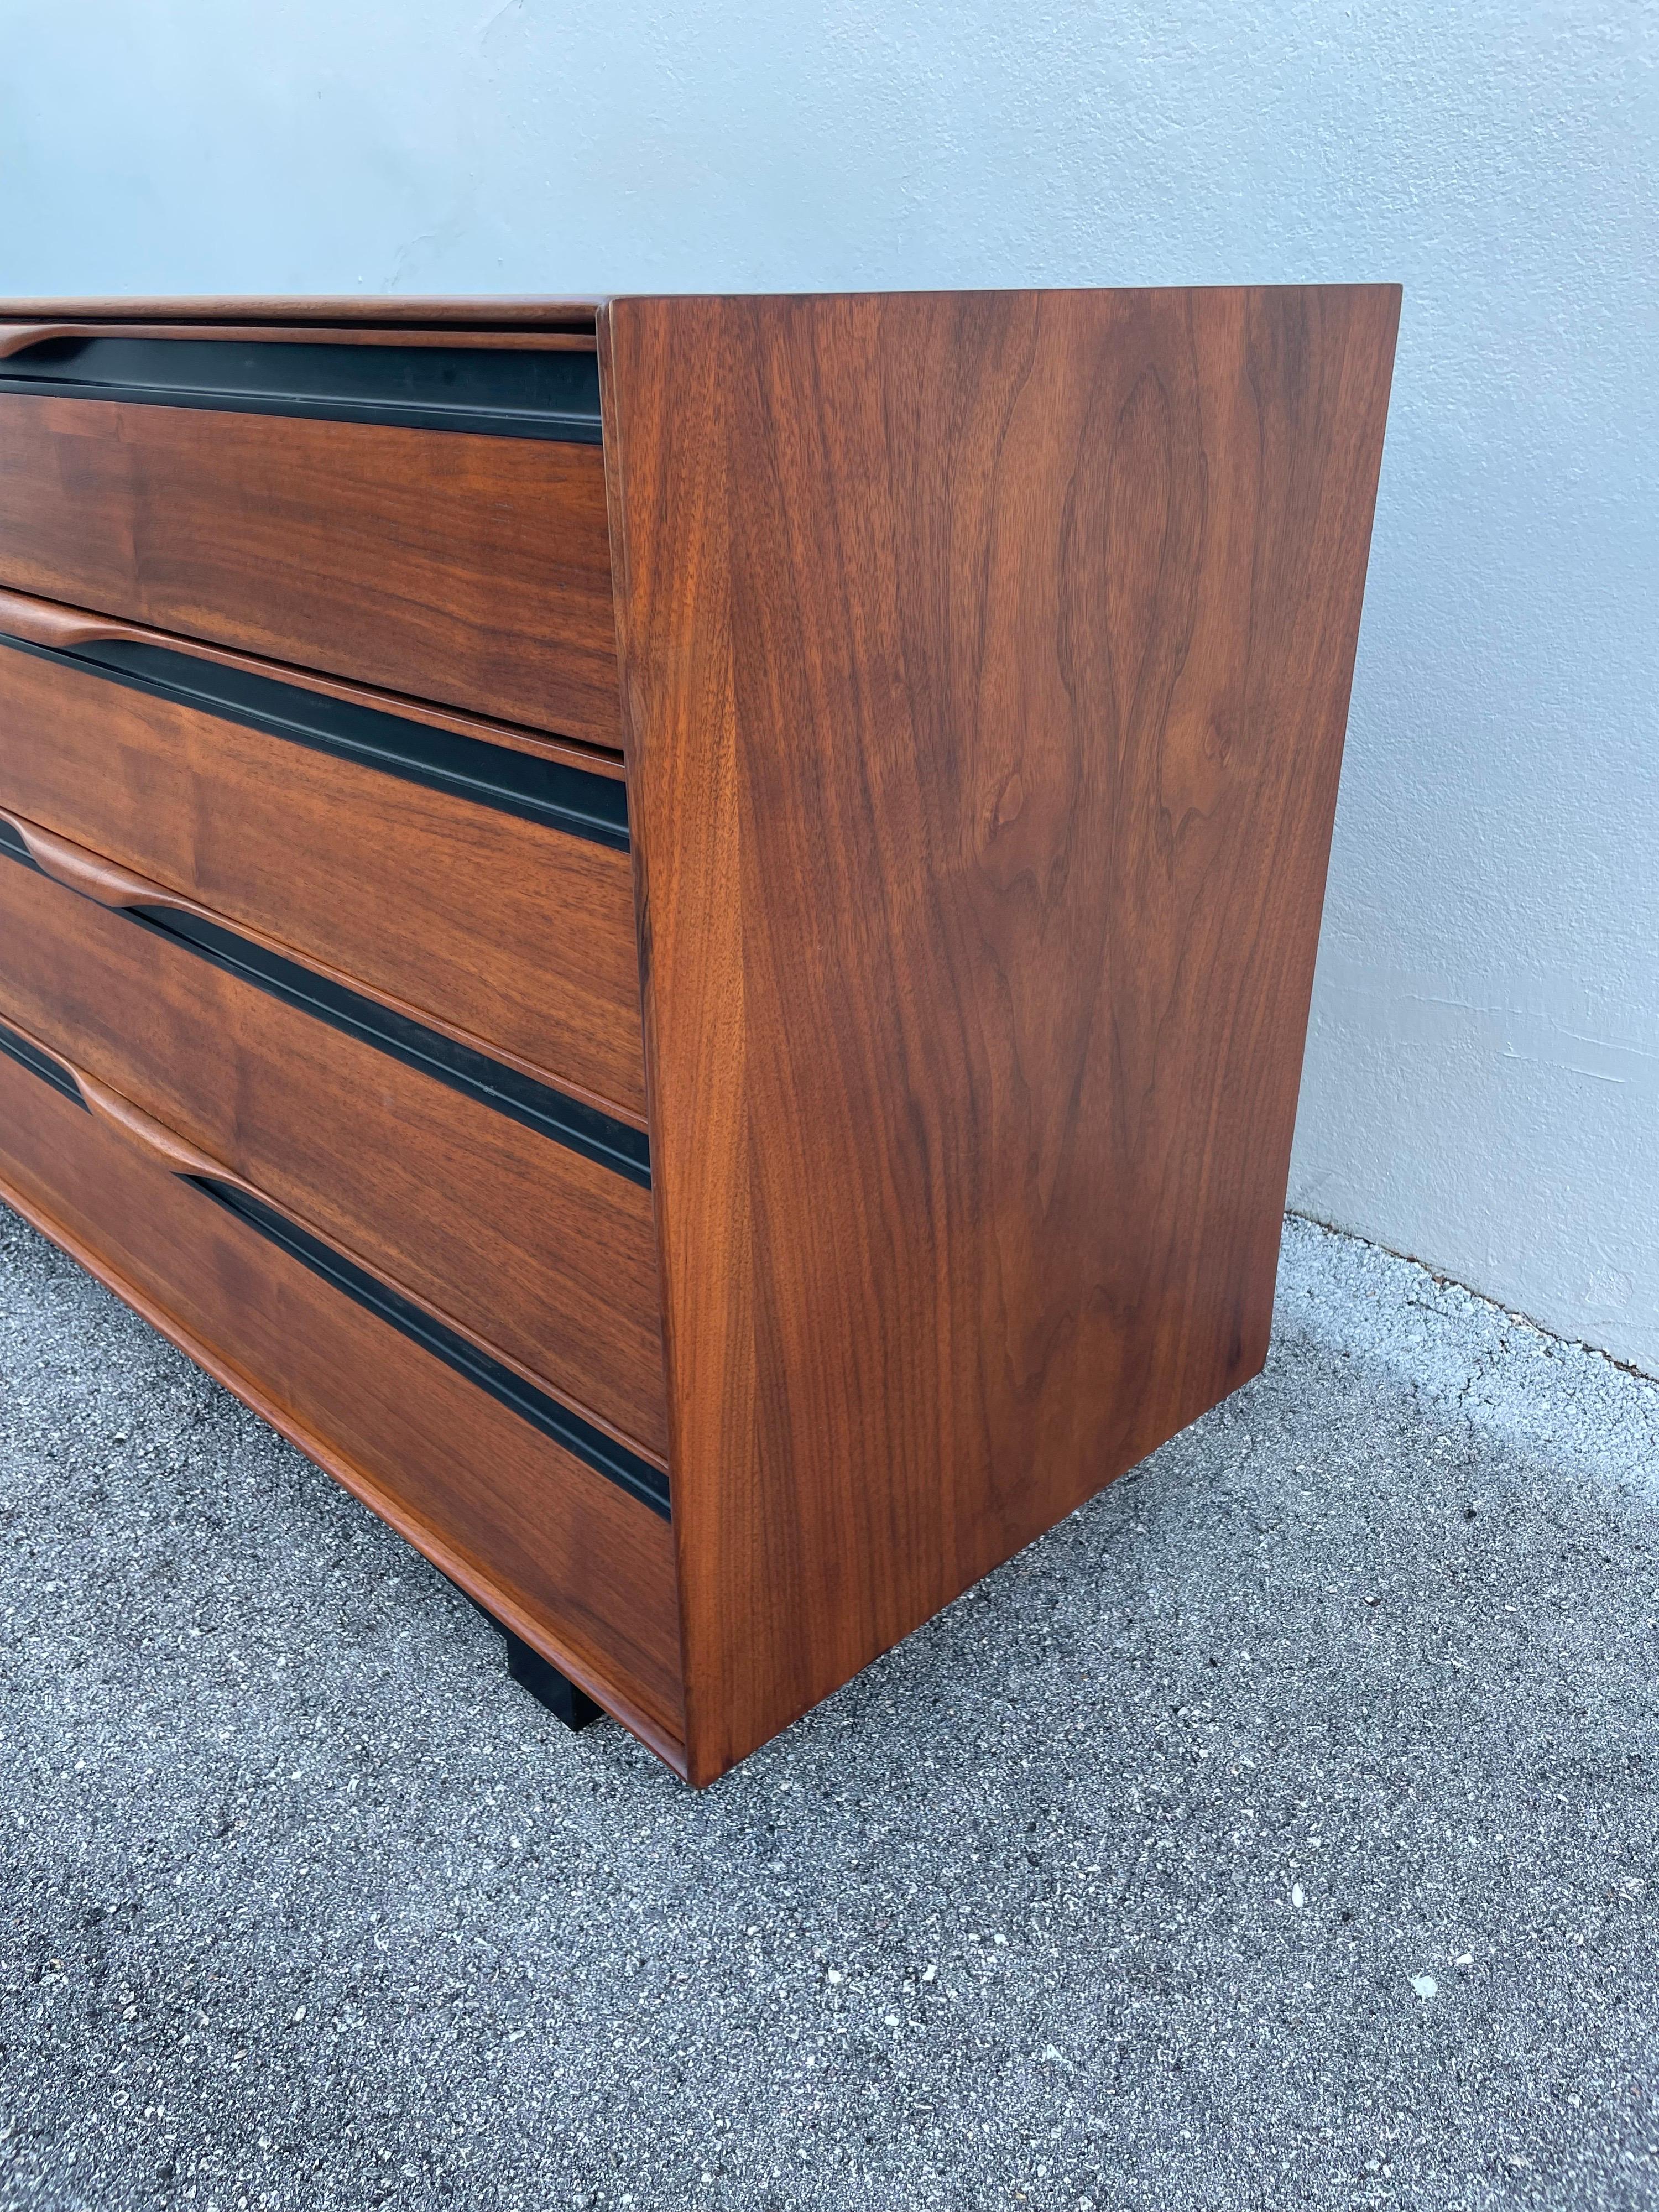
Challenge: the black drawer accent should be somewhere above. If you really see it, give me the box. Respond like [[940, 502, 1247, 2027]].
[[0, 816, 39, 868], [0, 833, 649, 1186], [0, 632, 628, 847], [187, 1178, 670, 1519], [0, 1014, 87, 1109], [0, 336, 602, 444]]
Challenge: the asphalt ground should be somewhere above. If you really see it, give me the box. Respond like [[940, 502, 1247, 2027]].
[[1, 1203, 1656, 2212]]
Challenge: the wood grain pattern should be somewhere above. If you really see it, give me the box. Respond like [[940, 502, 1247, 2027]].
[[0, 585, 625, 776], [0, 393, 622, 744], [0, 638, 646, 1117], [604, 286, 1399, 1782], [0, 1038, 684, 1745], [0, 844, 669, 1459]]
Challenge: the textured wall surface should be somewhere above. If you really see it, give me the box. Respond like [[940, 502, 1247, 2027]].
[[2, 0, 1655, 1366]]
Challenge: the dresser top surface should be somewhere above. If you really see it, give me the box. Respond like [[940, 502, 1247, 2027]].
[[0, 297, 602, 330]]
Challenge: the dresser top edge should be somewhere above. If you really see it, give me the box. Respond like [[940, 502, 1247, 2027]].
[[0, 297, 604, 330], [0, 281, 1401, 330]]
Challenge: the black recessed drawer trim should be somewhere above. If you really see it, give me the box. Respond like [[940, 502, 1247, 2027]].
[[0, 816, 41, 869], [0, 632, 629, 848], [0, 336, 602, 443], [0, 832, 649, 1186], [0, 1015, 87, 1109], [186, 1178, 670, 1519]]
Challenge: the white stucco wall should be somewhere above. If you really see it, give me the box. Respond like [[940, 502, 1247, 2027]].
[[3, 1, 1655, 1368]]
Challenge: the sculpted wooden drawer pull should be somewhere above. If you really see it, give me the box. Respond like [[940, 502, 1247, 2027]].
[[0, 806, 183, 915], [0, 585, 129, 651], [81, 1058, 247, 1184], [0, 999, 302, 1204]]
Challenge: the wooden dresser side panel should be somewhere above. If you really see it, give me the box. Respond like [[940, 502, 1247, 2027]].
[[603, 286, 1400, 1783]]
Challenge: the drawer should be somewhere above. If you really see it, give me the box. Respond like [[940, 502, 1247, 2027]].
[[0, 1014, 684, 1755], [0, 826, 670, 1464], [0, 598, 646, 1119], [0, 329, 620, 744]]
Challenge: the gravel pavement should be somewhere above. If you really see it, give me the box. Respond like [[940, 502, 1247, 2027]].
[[1, 1202, 1656, 2212]]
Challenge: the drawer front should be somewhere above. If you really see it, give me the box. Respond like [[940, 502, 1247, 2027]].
[[0, 378, 620, 744], [0, 625, 647, 1119], [0, 838, 670, 1463], [0, 1022, 684, 1751]]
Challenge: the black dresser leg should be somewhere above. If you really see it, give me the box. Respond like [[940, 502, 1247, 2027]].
[[503, 1629, 604, 1731], [440, 1568, 605, 1731]]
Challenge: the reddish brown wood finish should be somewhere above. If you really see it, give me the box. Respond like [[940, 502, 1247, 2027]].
[[0, 394, 622, 744], [0, 839, 669, 1459], [603, 286, 1399, 1782], [0, 286, 1398, 1783], [0, 1038, 684, 1750], [0, 634, 646, 1118], [0, 586, 625, 776]]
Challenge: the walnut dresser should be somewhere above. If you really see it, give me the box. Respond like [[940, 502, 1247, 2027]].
[[0, 288, 1399, 1783]]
